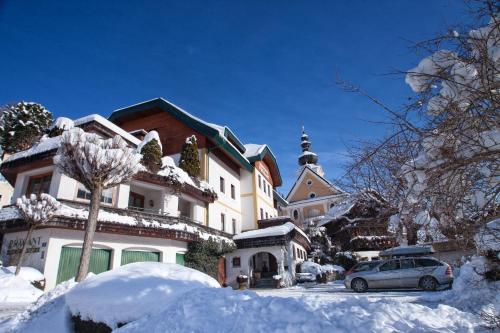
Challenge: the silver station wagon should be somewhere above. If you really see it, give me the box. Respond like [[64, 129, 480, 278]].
[[344, 257, 453, 292]]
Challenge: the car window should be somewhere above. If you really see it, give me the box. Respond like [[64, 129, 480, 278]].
[[415, 258, 442, 267], [400, 259, 415, 269], [353, 262, 380, 272], [379, 260, 400, 271]]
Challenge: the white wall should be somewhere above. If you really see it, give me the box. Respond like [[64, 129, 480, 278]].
[[0, 229, 51, 274], [0, 181, 13, 207], [207, 153, 241, 233], [1, 228, 189, 290]]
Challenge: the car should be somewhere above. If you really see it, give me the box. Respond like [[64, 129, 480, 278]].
[[344, 257, 453, 293]]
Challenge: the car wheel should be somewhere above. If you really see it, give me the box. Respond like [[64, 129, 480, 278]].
[[419, 276, 438, 291], [351, 278, 368, 293]]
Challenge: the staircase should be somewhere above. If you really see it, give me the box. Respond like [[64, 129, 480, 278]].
[[252, 277, 276, 289]]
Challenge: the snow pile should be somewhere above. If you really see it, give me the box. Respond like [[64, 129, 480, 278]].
[[115, 286, 479, 333], [5, 279, 77, 333], [0, 269, 43, 303], [136, 130, 162, 152], [0, 266, 44, 282], [300, 261, 344, 277], [233, 222, 309, 242], [65, 262, 220, 329], [158, 156, 196, 187]]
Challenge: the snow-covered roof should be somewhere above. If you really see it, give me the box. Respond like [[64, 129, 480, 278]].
[[3, 114, 141, 163], [243, 143, 266, 158], [233, 222, 309, 242]]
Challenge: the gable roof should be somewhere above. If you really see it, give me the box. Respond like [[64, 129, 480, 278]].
[[109, 98, 253, 172], [286, 165, 344, 202], [243, 143, 282, 186]]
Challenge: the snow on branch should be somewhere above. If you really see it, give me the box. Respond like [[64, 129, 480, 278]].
[[16, 193, 60, 225], [54, 128, 144, 190]]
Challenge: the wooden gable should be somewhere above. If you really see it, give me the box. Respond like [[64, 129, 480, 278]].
[[286, 167, 340, 203]]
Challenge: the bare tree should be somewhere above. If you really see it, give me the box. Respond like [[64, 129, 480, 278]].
[[54, 128, 143, 282], [340, 1, 499, 246], [15, 193, 60, 275]]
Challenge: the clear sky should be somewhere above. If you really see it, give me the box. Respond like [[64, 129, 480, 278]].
[[0, 0, 473, 194]]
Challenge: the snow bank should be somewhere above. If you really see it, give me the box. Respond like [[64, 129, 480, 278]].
[[300, 261, 344, 277], [65, 262, 220, 328], [6, 280, 77, 333], [0, 270, 43, 303], [116, 286, 479, 333], [1, 266, 44, 282]]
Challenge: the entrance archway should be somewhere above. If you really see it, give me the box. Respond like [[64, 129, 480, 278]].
[[249, 252, 278, 282]]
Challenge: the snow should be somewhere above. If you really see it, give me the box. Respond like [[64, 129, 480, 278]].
[[2, 136, 61, 163], [158, 156, 196, 187], [136, 130, 162, 152], [50, 117, 74, 131], [54, 127, 144, 189], [115, 284, 480, 333], [233, 222, 309, 242], [4, 279, 77, 333], [65, 262, 220, 329], [474, 218, 500, 253], [0, 266, 44, 282], [379, 245, 435, 257], [300, 261, 345, 277], [16, 193, 60, 224], [243, 143, 266, 158], [73, 114, 140, 145], [0, 270, 43, 303]]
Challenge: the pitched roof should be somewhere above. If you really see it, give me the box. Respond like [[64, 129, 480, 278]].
[[109, 98, 253, 171], [243, 143, 282, 186]]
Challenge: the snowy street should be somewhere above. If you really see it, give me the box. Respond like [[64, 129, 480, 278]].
[[0, 303, 28, 323]]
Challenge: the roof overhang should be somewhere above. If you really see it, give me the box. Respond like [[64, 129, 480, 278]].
[[246, 145, 282, 187]]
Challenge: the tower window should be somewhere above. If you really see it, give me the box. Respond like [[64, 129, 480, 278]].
[[306, 179, 313, 186], [309, 192, 316, 199], [293, 209, 299, 220]]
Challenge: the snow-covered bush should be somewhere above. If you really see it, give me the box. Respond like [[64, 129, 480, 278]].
[[138, 131, 162, 173], [0, 102, 53, 153], [65, 262, 219, 329], [333, 251, 358, 270], [179, 135, 201, 178], [54, 128, 143, 281], [48, 117, 74, 138]]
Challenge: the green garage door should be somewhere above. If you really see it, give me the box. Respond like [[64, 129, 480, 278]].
[[176, 253, 185, 266], [56, 247, 111, 284], [121, 250, 160, 265]]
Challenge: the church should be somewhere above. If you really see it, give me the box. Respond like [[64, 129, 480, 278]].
[[281, 128, 348, 229]]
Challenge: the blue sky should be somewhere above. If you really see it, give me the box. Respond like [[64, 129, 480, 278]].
[[0, 0, 472, 194]]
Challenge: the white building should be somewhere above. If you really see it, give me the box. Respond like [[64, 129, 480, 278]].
[[0, 97, 310, 289]]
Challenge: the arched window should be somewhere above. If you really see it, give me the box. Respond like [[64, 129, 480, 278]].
[[330, 203, 335, 209], [293, 209, 299, 220]]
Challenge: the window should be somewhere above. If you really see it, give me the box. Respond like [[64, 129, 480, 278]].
[[231, 184, 235, 199], [263, 181, 266, 194], [77, 184, 113, 204], [265, 212, 268, 219], [258, 175, 261, 189], [309, 192, 316, 199], [400, 259, 415, 269], [26, 174, 52, 196], [232, 218, 237, 235], [352, 261, 381, 273], [260, 208, 264, 220], [306, 179, 313, 187], [415, 258, 442, 267], [292, 245, 296, 259], [267, 184, 271, 196], [128, 192, 145, 210], [330, 203, 335, 209], [293, 209, 299, 220], [219, 177, 225, 193], [220, 213, 226, 231], [232, 257, 241, 267], [379, 260, 400, 271]]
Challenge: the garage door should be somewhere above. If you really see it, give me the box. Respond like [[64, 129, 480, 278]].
[[56, 247, 111, 284], [121, 250, 160, 265], [176, 253, 185, 266]]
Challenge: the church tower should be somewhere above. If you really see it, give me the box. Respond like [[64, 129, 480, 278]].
[[298, 127, 324, 177]]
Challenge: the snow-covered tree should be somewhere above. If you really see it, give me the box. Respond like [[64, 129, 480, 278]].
[[179, 135, 200, 178], [341, 3, 499, 246], [0, 102, 53, 154], [15, 194, 60, 275], [54, 128, 143, 281], [48, 117, 74, 138], [137, 131, 162, 173]]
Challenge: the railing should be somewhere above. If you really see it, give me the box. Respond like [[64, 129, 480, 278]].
[[57, 199, 231, 239]]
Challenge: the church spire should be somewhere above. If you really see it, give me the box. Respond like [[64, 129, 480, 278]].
[[298, 126, 318, 166]]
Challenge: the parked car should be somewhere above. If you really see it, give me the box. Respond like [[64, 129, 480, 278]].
[[344, 257, 453, 292]]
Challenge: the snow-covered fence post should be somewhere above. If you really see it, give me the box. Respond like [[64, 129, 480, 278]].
[[54, 128, 143, 282], [15, 193, 60, 275]]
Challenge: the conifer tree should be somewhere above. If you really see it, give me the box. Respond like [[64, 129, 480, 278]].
[[179, 135, 201, 178], [0, 102, 53, 154], [141, 139, 163, 173]]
